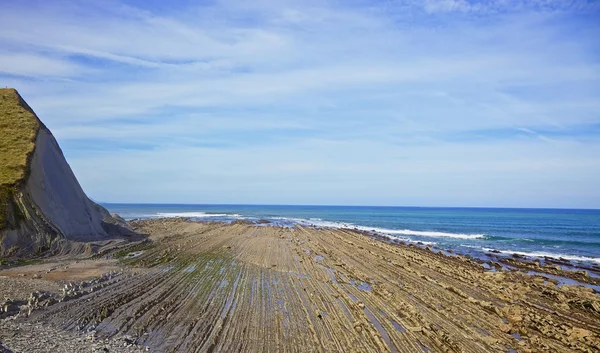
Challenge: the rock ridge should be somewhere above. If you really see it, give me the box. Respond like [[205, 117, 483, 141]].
[[0, 88, 134, 257]]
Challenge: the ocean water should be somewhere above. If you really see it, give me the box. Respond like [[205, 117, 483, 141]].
[[103, 204, 600, 266]]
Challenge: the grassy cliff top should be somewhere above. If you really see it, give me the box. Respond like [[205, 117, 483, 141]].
[[0, 88, 40, 188], [1, 88, 41, 228]]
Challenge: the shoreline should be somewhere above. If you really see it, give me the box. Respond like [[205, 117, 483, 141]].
[[1, 218, 599, 352], [151, 217, 600, 291], [364, 230, 600, 292], [127, 213, 600, 272]]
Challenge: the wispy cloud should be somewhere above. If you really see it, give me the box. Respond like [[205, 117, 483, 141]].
[[0, 0, 598, 207], [0, 53, 87, 77]]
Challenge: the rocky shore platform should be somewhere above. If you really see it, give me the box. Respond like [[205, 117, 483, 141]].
[[1, 218, 599, 352]]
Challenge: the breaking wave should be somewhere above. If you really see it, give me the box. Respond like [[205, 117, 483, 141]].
[[153, 212, 242, 218], [482, 248, 600, 264], [275, 217, 485, 240]]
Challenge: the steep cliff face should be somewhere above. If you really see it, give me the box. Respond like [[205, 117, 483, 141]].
[[0, 88, 133, 257]]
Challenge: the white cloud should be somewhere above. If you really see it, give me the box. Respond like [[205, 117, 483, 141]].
[[67, 135, 600, 207], [423, 0, 472, 13], [0, 53, 86, 77], [0, 0, 598, 207]]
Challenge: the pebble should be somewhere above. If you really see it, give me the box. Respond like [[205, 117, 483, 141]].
[[0, 320, 149, 352]]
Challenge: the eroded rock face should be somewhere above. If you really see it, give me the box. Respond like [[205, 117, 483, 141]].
[[25, 127, 109, 240], [0, 90, 133, 257]]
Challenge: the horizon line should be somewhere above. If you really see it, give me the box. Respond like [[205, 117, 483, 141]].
[[98, 202, 600, 211]]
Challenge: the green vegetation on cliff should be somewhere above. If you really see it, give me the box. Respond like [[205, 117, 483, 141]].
[[0, 88, 40, 228]]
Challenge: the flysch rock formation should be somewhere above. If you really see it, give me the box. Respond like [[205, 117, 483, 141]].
[[0, 88, 134, 257]]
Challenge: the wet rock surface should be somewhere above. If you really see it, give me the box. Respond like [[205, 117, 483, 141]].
[[1, 219, 599, 352]]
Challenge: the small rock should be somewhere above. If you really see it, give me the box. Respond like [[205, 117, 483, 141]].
[[499, 323, 511, 333]]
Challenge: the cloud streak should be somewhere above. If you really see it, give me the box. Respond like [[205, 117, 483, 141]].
[[0, 0, 598, 207]]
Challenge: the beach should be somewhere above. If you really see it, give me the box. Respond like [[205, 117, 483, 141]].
[[1, 219, 599, 352], [105, 204, 600, 270], [2, 1, 598, 351]]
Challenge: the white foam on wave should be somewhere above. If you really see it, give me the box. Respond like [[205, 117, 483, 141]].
[[154, 212, 242, 218], [150, 212, 482, 242], [482, 248, 600, 264], [373, 228, 485, 240], [376, 233, 437, 246], [274, 217, 483, 241], [307, 220, 483, 240]]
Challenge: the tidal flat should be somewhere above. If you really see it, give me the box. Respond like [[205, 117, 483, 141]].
[[1, 219, 599, 352]]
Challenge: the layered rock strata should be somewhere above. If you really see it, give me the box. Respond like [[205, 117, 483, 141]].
[[0, 88, 133, 257]]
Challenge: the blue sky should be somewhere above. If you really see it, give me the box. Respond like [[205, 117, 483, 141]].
[[1, 0, 599, 208]]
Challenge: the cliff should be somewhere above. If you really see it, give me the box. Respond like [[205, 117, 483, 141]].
[[0, 88, 134, 257]]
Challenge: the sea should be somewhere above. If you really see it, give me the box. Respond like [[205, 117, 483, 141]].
[[103, 204, 600, 267]]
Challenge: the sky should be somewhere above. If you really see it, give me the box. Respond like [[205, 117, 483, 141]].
[[1, 0, 599, 208]]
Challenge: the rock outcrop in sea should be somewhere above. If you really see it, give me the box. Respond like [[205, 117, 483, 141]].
[[0, 88, 133, 257]]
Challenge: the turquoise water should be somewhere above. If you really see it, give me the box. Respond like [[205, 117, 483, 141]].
[[103, 204, 600, 265]]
